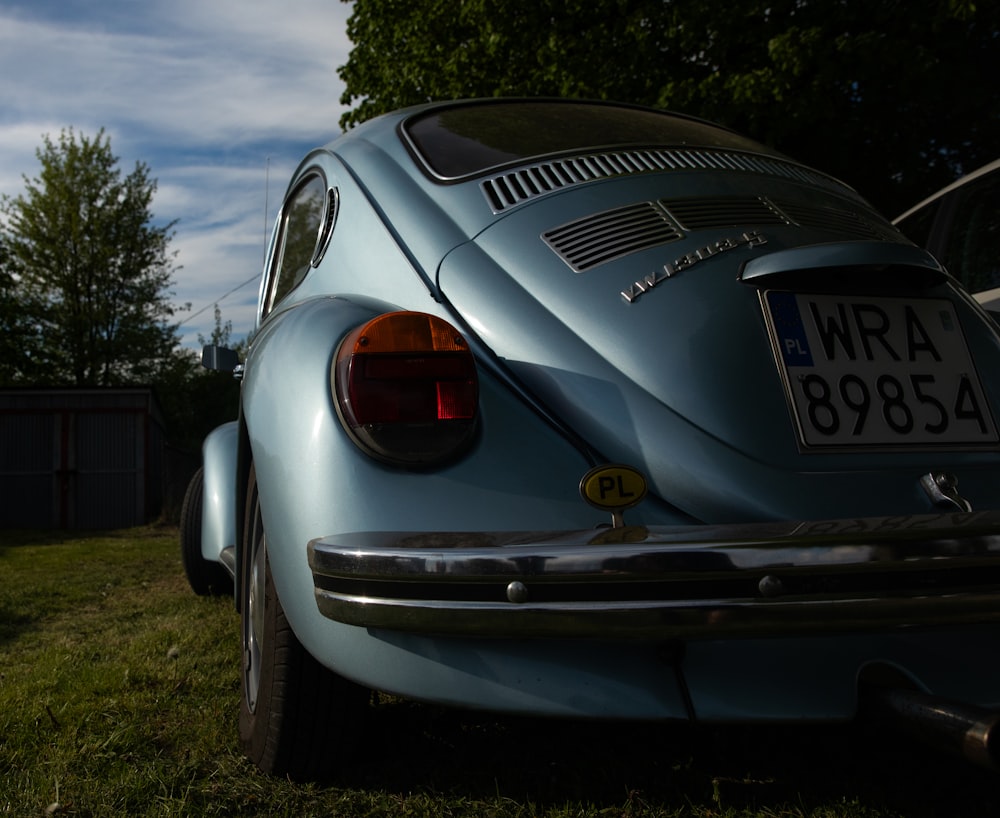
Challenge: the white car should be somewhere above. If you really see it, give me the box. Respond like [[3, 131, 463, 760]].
[[895, 158, 1000, 312]]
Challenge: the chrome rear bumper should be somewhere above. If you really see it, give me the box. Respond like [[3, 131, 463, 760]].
[[307, 511, 1000, 639]]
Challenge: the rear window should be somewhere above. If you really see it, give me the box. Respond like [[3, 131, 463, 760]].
[[403, 100, 774, 180]]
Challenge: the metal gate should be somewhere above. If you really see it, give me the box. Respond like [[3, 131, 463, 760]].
[[0, 390, 164, 529]]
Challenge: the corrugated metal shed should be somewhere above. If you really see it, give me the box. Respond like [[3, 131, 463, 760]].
[[0, 388, 166, 529]]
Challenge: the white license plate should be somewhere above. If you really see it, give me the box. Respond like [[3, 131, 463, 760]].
[[763, 291, 998, 449]]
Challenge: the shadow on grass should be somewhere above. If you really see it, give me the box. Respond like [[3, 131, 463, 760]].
[[339, 697, 1000, 815], [0, 526, 177, 647], [0, 604, 38, 645], [0, 526, 168, 548]]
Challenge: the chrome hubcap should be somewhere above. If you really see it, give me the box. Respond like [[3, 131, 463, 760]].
[[244, 525, 266, 713]]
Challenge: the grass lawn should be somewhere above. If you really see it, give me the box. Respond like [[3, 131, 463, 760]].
[[1, 527, 998, 817]]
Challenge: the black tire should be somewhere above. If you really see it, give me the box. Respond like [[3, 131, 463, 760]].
[[238, 464, 369, 780], [180, 467, 233, 596]]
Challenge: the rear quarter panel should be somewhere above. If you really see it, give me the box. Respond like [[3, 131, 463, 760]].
[[239, 292, 668, 694]]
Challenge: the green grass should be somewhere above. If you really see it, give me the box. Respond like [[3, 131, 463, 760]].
[[1, 528, 998, 817]]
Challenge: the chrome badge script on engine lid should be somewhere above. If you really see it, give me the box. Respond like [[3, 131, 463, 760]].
[[763, 290, 998, 450], [621, 230, 767, 303]]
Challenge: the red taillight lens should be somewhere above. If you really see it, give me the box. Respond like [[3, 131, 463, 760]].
[[334, 312, 479, 464]]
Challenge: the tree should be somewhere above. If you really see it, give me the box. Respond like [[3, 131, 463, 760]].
[[0, 237, 40, 383], [337, 0, 1000, 215], [153, 305, 245, 456], [0, 128, 182, 386]]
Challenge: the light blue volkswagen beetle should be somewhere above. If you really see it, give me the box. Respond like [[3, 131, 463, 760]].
[[180, 99, 1000, 779]]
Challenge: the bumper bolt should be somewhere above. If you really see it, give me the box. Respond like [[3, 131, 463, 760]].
[[506, 581, 529, 604], [758, 574, 785, 598]]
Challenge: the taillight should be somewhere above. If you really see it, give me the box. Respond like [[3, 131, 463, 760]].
[[333, 311, 479, 465]]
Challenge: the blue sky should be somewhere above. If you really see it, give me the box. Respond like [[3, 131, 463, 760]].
[[0, 0, 354, 349]]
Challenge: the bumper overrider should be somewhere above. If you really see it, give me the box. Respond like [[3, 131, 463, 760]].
[[307, 511, 1000, 639]]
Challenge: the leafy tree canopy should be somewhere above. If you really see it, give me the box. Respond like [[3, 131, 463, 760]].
[[0, 128, 182, 387], [151, 305, 243, 455], [0, 237, 38, 384], [338, 0, 1000, 214]]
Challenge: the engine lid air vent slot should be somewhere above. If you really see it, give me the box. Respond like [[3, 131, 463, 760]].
[[771, 198, 897, 241], [482, 148, 858, 213], [543, 202, 683, 272], [660, 196, 787, 231]]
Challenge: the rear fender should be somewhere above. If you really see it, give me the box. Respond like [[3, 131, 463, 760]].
[[238, 296, 666, 669], [200, 421, 239, 563]]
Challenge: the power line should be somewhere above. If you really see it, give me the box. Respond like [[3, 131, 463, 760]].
[[180, 157, 272, 330], [178, 273, 260, 327]]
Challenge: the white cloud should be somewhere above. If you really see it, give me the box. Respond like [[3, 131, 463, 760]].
[[0, 0, 355, 348]]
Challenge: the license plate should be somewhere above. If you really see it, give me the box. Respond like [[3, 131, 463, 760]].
[[763, 291, 998, 449]]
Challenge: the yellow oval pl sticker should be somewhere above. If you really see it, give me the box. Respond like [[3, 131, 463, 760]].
[[579, 465, 647, 511]]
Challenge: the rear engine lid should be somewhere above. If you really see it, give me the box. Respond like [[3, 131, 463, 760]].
[[437, 173, 1000, 521]]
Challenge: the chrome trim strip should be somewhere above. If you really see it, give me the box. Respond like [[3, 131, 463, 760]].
[[308, 512, 1000, 639]]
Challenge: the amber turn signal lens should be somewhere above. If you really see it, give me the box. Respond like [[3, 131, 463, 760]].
[[334, 312, 479, 464]]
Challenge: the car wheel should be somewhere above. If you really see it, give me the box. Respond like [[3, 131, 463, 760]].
[[179, 467, 232, 596], [238, 463, 369, 780]]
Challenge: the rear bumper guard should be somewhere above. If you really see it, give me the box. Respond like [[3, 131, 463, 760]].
[[307, 512, 1000, 639]]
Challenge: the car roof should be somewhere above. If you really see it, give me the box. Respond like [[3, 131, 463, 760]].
[[894, 157, 1000, 223]]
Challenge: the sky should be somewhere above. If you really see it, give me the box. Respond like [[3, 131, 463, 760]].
[[0, 0, 355, 349]]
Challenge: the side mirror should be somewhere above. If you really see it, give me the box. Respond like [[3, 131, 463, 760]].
[[201, 345, 240, 373]]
